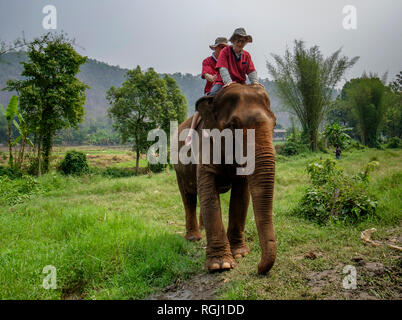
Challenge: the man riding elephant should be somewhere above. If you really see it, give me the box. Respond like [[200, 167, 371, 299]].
[[174, 79, 277, 274]]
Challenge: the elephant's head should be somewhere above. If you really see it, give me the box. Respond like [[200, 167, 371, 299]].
[[196, 83, 277, 274]]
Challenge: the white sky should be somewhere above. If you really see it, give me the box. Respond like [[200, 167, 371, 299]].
[[0, 0, 401, 83]]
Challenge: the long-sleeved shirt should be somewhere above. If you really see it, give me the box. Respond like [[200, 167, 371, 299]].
[[214, 46, 257, 85]]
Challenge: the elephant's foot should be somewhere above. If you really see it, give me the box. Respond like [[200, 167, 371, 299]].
[[185, 231, 202, 241], [230, 243, 250, 259], [205, 254, 236, 272]]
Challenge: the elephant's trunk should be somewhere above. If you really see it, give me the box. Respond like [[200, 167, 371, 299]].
[[247, 125, 276, 274]]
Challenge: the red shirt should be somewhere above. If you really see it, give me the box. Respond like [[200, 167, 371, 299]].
[[201, 55, 218, 94], [215, 46, 255, 85]]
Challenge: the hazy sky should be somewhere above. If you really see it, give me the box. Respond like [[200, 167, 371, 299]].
[[0, 0, 401, 83]]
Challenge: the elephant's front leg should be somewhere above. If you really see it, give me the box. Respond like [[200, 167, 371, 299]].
[[227, 179, 250, 259], [198, 169, 235, 271]]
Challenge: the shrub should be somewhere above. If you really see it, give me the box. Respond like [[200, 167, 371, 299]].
[[0, 165, 23, 179], [294, 159, 378, 224], [102, 167, 136, 178], [26, 155, 46, 176], [345, 140, 366, 151], [58, 151, 89, 175], [0, 175, 41, 206], [385, 137, 402, 149], [147, 162, 166, 174], [281, 141, 299, 156], [0, 151, 7, 161]]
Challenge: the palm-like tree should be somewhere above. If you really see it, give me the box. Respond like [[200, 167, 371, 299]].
[[267, 40, 359, 151]]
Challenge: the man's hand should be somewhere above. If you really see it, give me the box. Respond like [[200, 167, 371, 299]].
[[204, 74, 217, 82], [253, 82, 265, 89], [223, 81, 235, 88]]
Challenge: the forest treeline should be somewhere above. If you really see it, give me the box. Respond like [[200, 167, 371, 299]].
[[0, 51, 287, 146]]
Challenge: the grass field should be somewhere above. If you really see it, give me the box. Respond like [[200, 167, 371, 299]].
[[0, 147, 401, 299]]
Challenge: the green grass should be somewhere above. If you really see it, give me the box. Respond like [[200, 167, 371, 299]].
[[0, 148, 401, 299], [0, 173, 204, 299]]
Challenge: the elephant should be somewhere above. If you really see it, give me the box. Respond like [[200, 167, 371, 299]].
[[173, 83, 276, 274]]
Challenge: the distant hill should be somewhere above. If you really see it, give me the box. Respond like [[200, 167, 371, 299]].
[[0, 52, 290, 126]]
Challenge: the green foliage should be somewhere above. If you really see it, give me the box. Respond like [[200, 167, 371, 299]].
[[294, 159, 378, 224], [345, 139, 366, 151], [0, 165, 22, 179], [280, 141, 299, 156], [5, 32, 89, 174], [267, 40, 358, 151], [382, 71, 402, 139], [107, 67, 187, 174], [277, 126, 310, 156], [58, 150, 89, 175], [385, 137, 402, 149], [0, 175, 40, 206], [26, 155, 45, 176], [343, 75, 389, 147], [325, 122, 351, 149], [147, 162, 166, 174], [306, 159, 340, 185], [327, 98, 359, 140], [101, 167, 137, 178]]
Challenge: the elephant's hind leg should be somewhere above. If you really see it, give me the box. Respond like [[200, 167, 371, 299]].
[[227, 180, 250, 259], [177, 176, 201, 241]]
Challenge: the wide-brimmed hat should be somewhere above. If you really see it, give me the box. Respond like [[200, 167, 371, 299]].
[[229, 27, 253, 43], [209, 37, 229, 50]]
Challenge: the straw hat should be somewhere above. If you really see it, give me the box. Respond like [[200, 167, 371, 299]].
[[209, 37, 229, 50], [229, 27, 253, 43]]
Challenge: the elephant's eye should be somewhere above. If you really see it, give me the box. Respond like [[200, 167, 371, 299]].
[[228, 117, 241, 129]]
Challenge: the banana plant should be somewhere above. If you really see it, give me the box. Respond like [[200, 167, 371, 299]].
[[0, 95, 18, 167], [12, 112, 34, 168]]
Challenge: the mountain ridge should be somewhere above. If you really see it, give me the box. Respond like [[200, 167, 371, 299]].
[[0, 52, 290, 127]]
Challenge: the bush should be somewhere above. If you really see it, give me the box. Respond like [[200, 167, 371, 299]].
[[101, 167, 137, 178], [294, 159, 378, 224], [345, 140, 366, 151], [147, 162, 166, 174], [58, 151, 89, 175], [0, 175, 41, 206], [0, 165, 23, 179], [280, 141, 299, 156], [385, 137, 402, 149], [26, 156, 45, 176]]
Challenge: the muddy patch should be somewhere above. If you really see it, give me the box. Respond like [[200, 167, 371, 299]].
[[306, 257, 402, 299], [148, 273, 226, 300]]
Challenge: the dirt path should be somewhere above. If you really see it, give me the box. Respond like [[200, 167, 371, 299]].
[[149, 272, 226, 300]]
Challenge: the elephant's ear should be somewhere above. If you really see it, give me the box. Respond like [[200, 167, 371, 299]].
[[195, 96, 216, 128]]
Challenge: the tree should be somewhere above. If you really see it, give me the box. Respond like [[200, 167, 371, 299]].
[[267, 40, 358, 151], [325, 122, 351, 149], [12, 109, 34, 169], [344, 75, 389, 147], [107, 66, 166, 174], [382, 71, 402, 139], [5, 33, 88, 175], [107, 68, 187, 174], [0, 95, 18, 167], [327, 92, 359, 140], [161, 74, 188, 134]]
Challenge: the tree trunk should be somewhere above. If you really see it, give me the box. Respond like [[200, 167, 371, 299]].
[[42, 131, 53, 173], [37, 133, 42, 176], [18, 133, 28, 169], [8, 122, 13, 167], [135, 148, 140, 175]]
